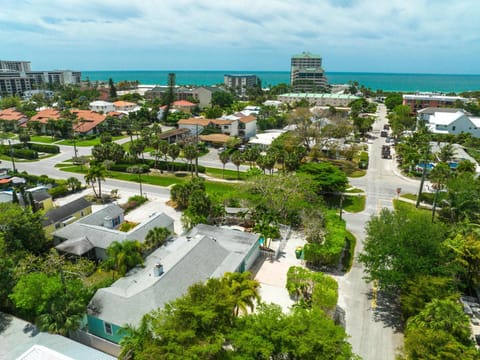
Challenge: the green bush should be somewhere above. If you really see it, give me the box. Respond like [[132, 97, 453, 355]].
[[304, 211, 349, 268], [115, 160, 206, 174], [48, 185, 69, 199], [12, 148, 38, 159], [28, 143, 60, 154]]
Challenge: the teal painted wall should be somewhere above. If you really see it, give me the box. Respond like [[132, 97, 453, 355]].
[[87, 314, 123, 344]]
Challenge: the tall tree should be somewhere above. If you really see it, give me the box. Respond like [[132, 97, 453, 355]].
[[167, 143, 180, 172], [0, 202, 48, 254], [219, 151, 230, 178], [84, 163, 107, 199], [183, 144, 198, 176], [222, 272, 260, 317], [10, 272, 89, 335], [108, 78, 117, 99], [359, 207, 447, 292], [231, 151, 243, 180]]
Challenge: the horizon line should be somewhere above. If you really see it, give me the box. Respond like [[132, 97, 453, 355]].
[[79, 69, 480, 76]]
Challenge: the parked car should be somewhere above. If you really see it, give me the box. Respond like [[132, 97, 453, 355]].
[[380, 130, 388, 137]]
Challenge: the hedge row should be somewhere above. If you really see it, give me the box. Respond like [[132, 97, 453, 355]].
[[28, 143, 60, 154], [109, 160, 206, 174]]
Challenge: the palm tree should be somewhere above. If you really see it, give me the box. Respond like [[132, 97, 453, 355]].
[[183, 144, 197, 176], [118, 321, 150, 360], [103, 240, 144, 279], [127, 165, 145, 197], [168, 143, 180, 172], [219, 151, 230, 179], [84, 164, 106, 199], [157, 140, 169, 172], [437, 143, 455, 163], [457, 159, 476, 174], [144, 227, 171, 250], [222, 272, 260, 317], [230, 151, 243, 180], [66, 176, 81, 192]]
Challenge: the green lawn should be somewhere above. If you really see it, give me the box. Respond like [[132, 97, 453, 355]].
[[30, 135, 58, 144], [348, 170, 367, 178], [400, 193, 417, 201], [345, 188, 364, 193], [324, 194, 366, 213], [58, 135, 127, 147], [206, 167, 247, 181], [343, 195, 366, 213]]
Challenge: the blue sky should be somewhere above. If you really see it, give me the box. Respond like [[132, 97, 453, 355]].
[[2, 0, 480, 74]]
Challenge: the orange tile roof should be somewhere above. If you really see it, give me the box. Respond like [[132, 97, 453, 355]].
[[30, 108, 61, 124], [239, 115, 256, 124], [173, 100, 196, 107], [0, 108, 26, 121], [71, 110, 106, 133], [113, 101, 136, 107], [199, 134, 232, 143], [178, 118, 233, 126]]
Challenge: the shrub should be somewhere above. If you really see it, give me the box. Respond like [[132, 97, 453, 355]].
[[304, 211, 349, 269], [12, 148, 38, 159], [120, 195, 148, 214], [28, 143, 60, 154], [48, 185, 69, 199]]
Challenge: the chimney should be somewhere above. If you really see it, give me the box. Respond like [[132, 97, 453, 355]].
[[153, 263, 164, 277]]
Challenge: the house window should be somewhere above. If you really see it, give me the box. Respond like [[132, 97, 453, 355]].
[[112, 216, 121, 227], [452, 126, 456, 131], [104, 322, 113, 335]]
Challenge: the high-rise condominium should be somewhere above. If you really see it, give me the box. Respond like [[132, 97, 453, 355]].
[[290, 52, 328, 93]]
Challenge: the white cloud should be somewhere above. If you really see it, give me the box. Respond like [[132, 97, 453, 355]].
[[2, 0, 480, 72]]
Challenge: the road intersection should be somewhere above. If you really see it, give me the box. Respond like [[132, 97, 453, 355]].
[[3, 105, 422, 358]]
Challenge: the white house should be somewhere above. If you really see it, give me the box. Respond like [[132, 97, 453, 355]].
[[178, 117, 239, 137], [417, 108, 480, 137], [89, 100, 115, 113]]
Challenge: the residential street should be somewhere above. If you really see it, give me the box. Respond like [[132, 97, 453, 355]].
[[337, 103, 420, 360], [2, 104, 424, 358]]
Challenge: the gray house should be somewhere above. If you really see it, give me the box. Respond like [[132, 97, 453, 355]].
[[86, 224, 260, 343], [54, 204, 174, 260]]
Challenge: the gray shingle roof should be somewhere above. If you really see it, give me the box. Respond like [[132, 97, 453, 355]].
[[55, 236, 94, 256], [42, 197, 91, 226], [89, 224, 259, 327], [54, 204, 174, 256]]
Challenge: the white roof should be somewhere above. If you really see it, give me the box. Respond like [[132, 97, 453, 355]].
[[428, 111, 465, 126], [470, 117, 480, 127], [89, 100, 113, 106], [249, 130, 286, 146], [403, 93, 466, 101]]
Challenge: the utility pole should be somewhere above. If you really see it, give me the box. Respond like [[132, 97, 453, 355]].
[[8, 139, 16, 173]]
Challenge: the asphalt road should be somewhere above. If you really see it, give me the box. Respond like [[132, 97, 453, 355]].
[[3, 106, 420, 358], [337, 103, 420, 360]]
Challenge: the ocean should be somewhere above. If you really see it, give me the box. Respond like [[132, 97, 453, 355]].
[[81, 70, 480, 93]]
